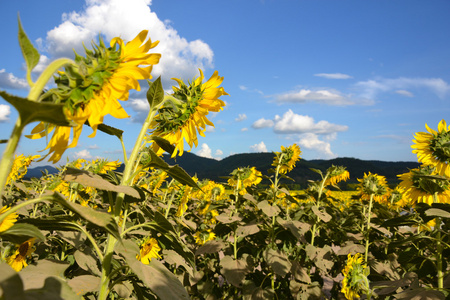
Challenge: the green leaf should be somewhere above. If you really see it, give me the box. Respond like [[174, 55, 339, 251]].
[[96, 123, 124, 140], [257, 200, 280, 218], [67, 275, 100, 296], [63, 167, 140, 199], [52, 192, 121, 241], [146, 77, 165, 108], [312, 206, 332, 223], [117, 240, 190, 300], [0, 91, 76, 127], [425, 208, 450, 219], [0, 223, 45, 244], [141, 148, 199, 189], [220, 255, 253, 288], [18, 15, 40, 73], [0, 139, 8, 144], [0, 263, 26, 300], [263, 248, 292, 277], [151, 136, 176, 156]]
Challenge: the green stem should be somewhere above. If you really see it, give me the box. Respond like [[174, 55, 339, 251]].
[[364, 193, 374, 263], [234, 230, 238, 259], [436, 216, 443, 290], [310, 173, 328, 247], [72, 223, 104, 261], [0, 195, 55, 223]]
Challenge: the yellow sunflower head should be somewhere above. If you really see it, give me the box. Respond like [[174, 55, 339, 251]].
[[7, 238, 36, 272], [397, 165, 450, 205], [341, 253, 370, 300], [325, 165, 350, 186], [27, 30, 160, 163], [357, 172, 388, 200], [412, 119, 450, 177], [150, 69, 228, 157], [193, 229, 216, 246], [228, 166, 262, 194], [0, 206, 18, 232], [6, 154, 40, 186], [272, 144, 302, 174], [136, 237, 162, 264]]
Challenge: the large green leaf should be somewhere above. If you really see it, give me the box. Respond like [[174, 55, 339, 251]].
[[18, 16, 40, 73], [0, 223, 45, 244], [146, 77, 164, 109], [0, 91, 75, 127], [0, 263, 25, 300], [117, 240, 190, 300]]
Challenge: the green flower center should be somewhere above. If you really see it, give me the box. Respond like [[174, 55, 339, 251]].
[[430, 131, 450, 163]]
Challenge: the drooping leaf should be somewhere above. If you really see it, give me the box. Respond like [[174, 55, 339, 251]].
[[74, 247, 101, 276], [220, 255, 253, 288], [163, 249, 194, 277], [425, 208, 450, 219], [291, 261, 311, 284], [18, 15, 40, 73], [117, 240, 190, 300], [312, 206, 332, 223], [0, 223, 45, 244], [195, 240, 226, 256], [146, 77, 165, 109], [150, 136, 176, 156], [263, 248, 292, 277], [67, 275, 100, 296], [96, 123, 124, 140], [0, 91, 76, 127], [257, 200, 280, 218], [63, 167, 140, 199], [236, 222, 260, 238]]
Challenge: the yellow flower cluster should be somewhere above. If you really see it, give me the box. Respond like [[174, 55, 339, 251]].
[[341, 253, 370, 299], [6, 154, 40, 186], [137, 237, 161, 264], [272, 144, 302, 174]]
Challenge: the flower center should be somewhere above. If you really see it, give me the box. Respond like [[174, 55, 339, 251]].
[[430, 131, 450, 163]]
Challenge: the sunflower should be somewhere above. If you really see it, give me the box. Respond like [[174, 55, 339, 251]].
[[136, 237, 162, 264], [194, 229, 216, 246], [325, 166, 350, 186], [228, 166, 262, 195], [272, 144, 302, 174], [6, 154, 40, 186], [357, 172, 389, 203], [397, 165, 450, 205], [7, 238, 36, 272], [412, 119, 450, 177], [27, 30, 161, 163], [150, 69, 228, 157], [341, 253, 370, 300], [0, 206, 18, 232]]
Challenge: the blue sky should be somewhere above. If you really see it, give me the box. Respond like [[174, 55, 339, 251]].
[[1, 0, 450, 167]]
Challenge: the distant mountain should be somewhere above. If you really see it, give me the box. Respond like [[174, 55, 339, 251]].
[[25, 152, 420, 189], [25, 166, 59, 179]]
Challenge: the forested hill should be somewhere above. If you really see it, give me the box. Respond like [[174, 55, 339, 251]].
[[26, 152, 420, 189], [161, 152, 419, 189]]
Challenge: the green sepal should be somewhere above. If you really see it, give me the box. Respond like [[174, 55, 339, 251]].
[[146, 77, 164, 109], [95, 123, 124, 140], [140, 147, 199, 189], [0, 223, 46, 244], [0, 91, 76, 127], [18, 15, 40, 74]]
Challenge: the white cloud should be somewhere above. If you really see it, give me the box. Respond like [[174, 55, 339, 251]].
[[241, 127, 248, 132], [74, 149, 93, 159], [252, 118, 274, 129], [197, 143, 213, 159], [250, 141, 268, 153], [0, 69, 28, 90], [273, 109, 348, 135], [235, 114, 247, 122], [298, 133, 337, 159], [274, 89, 354, 106], [239, 85, 248, 90], [215, 149, 223, 156], [88, 144, 100, 149], [395, 90, 414, 97], [0, 105, 11, 122], [314, 73, 352, 79], [41, 0, 214, 86], [128, 98, 149, 122], [356, 77, 450, 100]]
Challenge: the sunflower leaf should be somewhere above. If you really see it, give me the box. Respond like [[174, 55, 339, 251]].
[[96, 123, 124, 140], [0, 223, 46, 244], [150, 136, 176, 156], [146, 77, 164, 109], [18, 15, 40, 73], [0, 91, 76, 127]]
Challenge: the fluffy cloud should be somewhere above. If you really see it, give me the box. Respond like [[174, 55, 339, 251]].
[[274, 89, 354, 106], [251, 118, 274, 129], [0, 69, 28, 90], [314, 73, 352, 79], [273, 109, 348, 135], [298, 133, 337, 159], [235, 114, 247, 122], [250, 141, 268, 153], [74, 149, 93, 159], [197, 143, 213, 159], [0, 105, 11, 122], [395, 90, 414, 97], [215, 149, 223, 156], [356, 77, 450, 100], [128, 98, 149, 123], [40, 0, 213, 86]]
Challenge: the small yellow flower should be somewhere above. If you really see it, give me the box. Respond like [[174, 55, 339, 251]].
[[6, 154, 40, 186], [228, 167, 262, 195], [325, 166, 350, 186], [194, 229, 216, 246], [150, 69, 228, 157], [0, 206, 18, 232], [137, 237, 162, 264], [412, 119, 450, 177], [341, 253, 370, 299], [7, 238, 36, 272], [357, 172, 389, 203], [272, 144, 302, 174]]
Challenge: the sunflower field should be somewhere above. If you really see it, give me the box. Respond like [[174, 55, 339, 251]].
[[1, 19, 450, 300]]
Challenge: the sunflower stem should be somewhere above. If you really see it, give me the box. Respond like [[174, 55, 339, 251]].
[[435, 216, 444, 290], [310, 172, 328, 247], [364, 193, 374, 263]]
